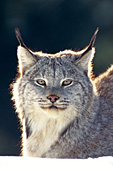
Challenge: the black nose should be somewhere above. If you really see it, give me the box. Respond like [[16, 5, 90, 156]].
[[47, 94, 59, 103]]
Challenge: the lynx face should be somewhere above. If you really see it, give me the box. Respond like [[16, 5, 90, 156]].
[[16, 48, 94, 120]]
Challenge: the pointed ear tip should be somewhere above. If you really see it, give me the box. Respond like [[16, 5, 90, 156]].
[[17, 45, 24, 51], [17, 45, 21, 52], [17, 45, 27, 55], [86, 47, 95, 55], [17, 46, 22, 57]]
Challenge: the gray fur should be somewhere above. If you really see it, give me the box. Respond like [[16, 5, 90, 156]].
[[11, 30, 113, 158]]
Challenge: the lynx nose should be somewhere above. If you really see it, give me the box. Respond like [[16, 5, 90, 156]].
[[47, 94, 59, 103]]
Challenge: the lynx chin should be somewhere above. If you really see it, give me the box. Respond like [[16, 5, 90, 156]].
[[11, 28, 113, 158]]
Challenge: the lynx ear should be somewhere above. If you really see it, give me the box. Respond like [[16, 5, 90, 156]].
[[75, 28, 98, 73], [76, 47, 95, 72], [17, 46, 37, 74], [15, 28, 37, 74]]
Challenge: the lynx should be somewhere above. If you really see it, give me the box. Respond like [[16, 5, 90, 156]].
[[11, 28, 113, 158]]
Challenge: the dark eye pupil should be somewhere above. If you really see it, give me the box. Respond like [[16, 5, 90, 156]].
[[36, 80, 46, 86], [62, 80, 72, 86], [39, 80, 44, 84]]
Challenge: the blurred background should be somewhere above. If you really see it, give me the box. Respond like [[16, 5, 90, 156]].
[[0, 0, 113, 156]]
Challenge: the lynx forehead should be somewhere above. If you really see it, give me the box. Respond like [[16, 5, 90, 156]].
[[12, 28, 113, 158]]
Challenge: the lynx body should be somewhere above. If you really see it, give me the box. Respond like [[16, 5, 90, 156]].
[[12, 29, 113, 158]]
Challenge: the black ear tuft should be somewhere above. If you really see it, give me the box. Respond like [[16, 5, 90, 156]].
[[15, 28, 26, 48], [15, 28, 32, 54], [82, 27, 99, 56], [88, 27, 99, 49], [15, 28, 37, 59]]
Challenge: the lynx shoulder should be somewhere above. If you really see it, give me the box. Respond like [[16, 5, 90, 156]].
[[11, 28, 113, 158], [94, 65, 113, 98]]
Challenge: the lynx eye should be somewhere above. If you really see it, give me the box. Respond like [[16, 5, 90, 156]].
[[35, 79, 46, 87], [62, 79, 73, 87]]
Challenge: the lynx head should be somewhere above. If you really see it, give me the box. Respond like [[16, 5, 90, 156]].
[[13, 29, 98, 123]]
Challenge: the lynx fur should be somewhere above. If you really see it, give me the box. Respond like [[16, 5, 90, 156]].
[[11, 28, 113, 158]]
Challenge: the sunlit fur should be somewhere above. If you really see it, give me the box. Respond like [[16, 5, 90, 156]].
[[11, 41, 113, 158]]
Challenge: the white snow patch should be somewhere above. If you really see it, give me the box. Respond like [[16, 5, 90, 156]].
[[0, 156, 113, 170]]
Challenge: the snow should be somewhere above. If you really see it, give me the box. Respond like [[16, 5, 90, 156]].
[[0, 156, 113, 170]]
